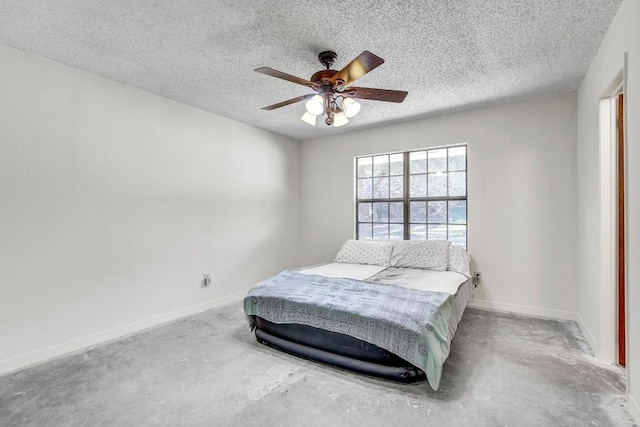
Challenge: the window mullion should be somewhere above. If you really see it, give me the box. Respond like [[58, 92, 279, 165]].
[[403, 151, 410, 240]]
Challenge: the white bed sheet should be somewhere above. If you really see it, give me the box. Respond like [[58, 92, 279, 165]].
[[297, 262, 386, 281], [366, 267, 467, 295], [297, 262, 467, 295]]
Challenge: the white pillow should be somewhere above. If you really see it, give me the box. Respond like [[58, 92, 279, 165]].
[[335, 239, 393, 267], [447, 244, 471, 278], [390, 240, 450, 271]]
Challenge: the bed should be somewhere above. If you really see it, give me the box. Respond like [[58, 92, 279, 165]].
[[243, 239, 473, 390]]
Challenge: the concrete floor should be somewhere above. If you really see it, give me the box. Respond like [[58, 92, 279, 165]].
[[0, 304, 636, 426]]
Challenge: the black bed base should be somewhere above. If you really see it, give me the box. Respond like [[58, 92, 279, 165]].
[[253, 316, 426, 384]]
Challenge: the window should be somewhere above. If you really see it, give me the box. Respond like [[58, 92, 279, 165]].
[[356, 145, 467, 246]]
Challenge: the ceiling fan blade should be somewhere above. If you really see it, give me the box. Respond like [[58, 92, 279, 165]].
[[330, 51, 385, 87], [261, 94, 315, 110], [254, 67, 316, 88], [347, 87, 408, 103]]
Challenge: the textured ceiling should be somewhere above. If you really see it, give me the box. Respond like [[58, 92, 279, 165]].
[[0, 0, 622, 141]]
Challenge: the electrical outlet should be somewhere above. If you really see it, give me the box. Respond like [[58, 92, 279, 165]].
[[203, 274, 212, 287], [473, 272, 481, 286]]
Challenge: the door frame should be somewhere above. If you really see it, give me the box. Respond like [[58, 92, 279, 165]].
[[597, 60, 626, 367]]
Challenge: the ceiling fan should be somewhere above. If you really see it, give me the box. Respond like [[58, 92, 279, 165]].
[[255, 51, 408, 127]]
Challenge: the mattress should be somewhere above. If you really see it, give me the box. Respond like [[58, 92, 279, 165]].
[[246, 264, 474, 389]]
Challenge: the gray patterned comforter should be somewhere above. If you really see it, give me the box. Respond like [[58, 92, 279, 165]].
[[243, 270, 454, 390]]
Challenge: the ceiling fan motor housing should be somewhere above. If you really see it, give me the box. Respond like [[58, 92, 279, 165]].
[[310, 69, 338, 85]]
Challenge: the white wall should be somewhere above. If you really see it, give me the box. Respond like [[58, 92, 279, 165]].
[[299, 93, 578, 320], [577, 0, 640, 421], [0, 45, 300, 373]]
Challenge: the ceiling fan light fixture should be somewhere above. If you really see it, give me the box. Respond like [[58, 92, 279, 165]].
[[333, 109, 349, 127], [305, 95, 324, 115], [342, 97, 361, 118], [300, 111, 317, 126]]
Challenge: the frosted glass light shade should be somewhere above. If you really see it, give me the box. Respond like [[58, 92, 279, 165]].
[[333, 110, 349, 127], [305, 95, 324, 115], [342, 97, 361, 118], [300, 111, 317, 126]]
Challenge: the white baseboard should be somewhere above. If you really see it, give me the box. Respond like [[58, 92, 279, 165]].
[[576, 312, 598, 355], [469, 299, 579, 322], [629, 393, 640, 424], [0, 290, 248, 376]]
